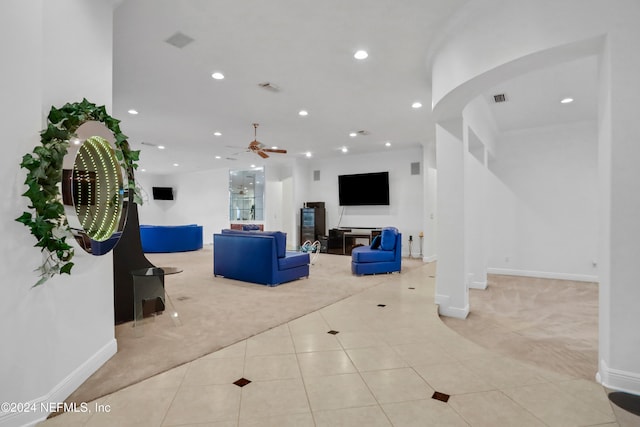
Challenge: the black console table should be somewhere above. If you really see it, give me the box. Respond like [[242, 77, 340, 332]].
[[328, 228, 382, 255]]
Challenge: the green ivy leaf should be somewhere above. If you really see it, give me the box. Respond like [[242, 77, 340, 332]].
[[16, 212, 33, 225], [48, 107, 65, 125], [60, 262, 74, 275], [40, 124, 68, 143]]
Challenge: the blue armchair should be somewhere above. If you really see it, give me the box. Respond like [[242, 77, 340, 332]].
[[351, 227, 402, 275]]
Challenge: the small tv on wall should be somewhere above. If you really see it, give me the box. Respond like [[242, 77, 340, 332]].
[[338, 171, 389, 206], [152, 186, 174, 200]]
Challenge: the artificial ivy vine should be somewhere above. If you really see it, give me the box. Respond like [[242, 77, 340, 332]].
[[16, 99, 141, 286]]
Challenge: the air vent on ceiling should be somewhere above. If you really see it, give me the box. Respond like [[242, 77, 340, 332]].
[[258, 82, 280, 92], [165, 32, 194, 49], [356, 130, 370, 136], [493, 93, 507, 103], [141, 141, 157, 147]]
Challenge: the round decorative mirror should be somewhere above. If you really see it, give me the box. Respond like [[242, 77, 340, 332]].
[[62, 121, 127, 255]]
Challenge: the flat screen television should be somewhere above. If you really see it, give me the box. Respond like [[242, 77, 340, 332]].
[[152, 186, 174, 200], [338, 171, 389, 206]]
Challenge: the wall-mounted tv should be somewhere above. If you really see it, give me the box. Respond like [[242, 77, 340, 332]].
[[338, 171, 389, 206], [152, 186, 174, 200]]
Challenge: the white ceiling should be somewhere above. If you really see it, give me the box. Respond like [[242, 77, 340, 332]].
[[482, 55, 598, 133], [112, 0, 597, 175]]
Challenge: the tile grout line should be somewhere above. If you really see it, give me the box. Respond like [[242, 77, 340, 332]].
[[288, 320, 319, 427]]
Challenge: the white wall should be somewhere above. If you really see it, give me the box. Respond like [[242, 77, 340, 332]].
[[303, 148, 424, 257], [0, 1, 117, 425], [487, 121, 598, 280], [137, 168, 230, 244]]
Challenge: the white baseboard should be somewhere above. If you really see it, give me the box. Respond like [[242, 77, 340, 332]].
[[487, 267, 598, 283], [0, 338, 117, 427], [435, 294, 469, 319], [469, 280, 487, 290], [597, 359, 640, 395], [423, 255, 437, 263]]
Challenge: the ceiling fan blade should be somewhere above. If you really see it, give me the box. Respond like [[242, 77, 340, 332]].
[[256, 150, 269, 159], [262, 148, 287, 154]]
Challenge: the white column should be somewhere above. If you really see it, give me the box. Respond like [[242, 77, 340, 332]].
[[464, 127, 488, 290], [435, 120, 469, 319], [422, 140, 438, 262], [597, 22, 640, 393]]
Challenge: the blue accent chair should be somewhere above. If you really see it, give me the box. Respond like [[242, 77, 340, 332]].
[[351, 227, 402, 275]]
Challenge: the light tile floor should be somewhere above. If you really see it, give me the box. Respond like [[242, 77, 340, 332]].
[[40, 262, 628, 426]]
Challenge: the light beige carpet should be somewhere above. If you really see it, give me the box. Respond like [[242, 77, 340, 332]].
[[440, 274, 599, 381], [67, 247, 423, 404]]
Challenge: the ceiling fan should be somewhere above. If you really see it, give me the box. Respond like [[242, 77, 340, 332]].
[[247, 123, 287, 158]]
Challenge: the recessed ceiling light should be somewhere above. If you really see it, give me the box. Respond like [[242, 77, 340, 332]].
[[560, 97, 574, 104], [341, 147, 348, 153], [214, 132, 222, 136], [305, 151, 312, 158], [412, 102, 423, 109], [349, 132, 357, 137], [72, 138, 81, 145], [215, 156, 221, 159], [128, 109, 138, 115], [385, 141, 391, 147], [140, 168, 146, 172], [299, 110, 308, 116], [354, 50, 368, 60], [173, 163, 179, 167], [158, 145, 165, 150], [250, 164, 256, 168], [211, 72, 225, 80], [271, 146, 278, 150]]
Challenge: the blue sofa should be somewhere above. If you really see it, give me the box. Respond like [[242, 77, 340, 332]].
[[140, 224, 203, 253], [351, 227, 402, 275], [213, 229, 310, 286]]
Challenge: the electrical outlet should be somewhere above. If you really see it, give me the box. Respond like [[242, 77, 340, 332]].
[[505, 257, 509, 263], [592, 261, 597, 268]]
